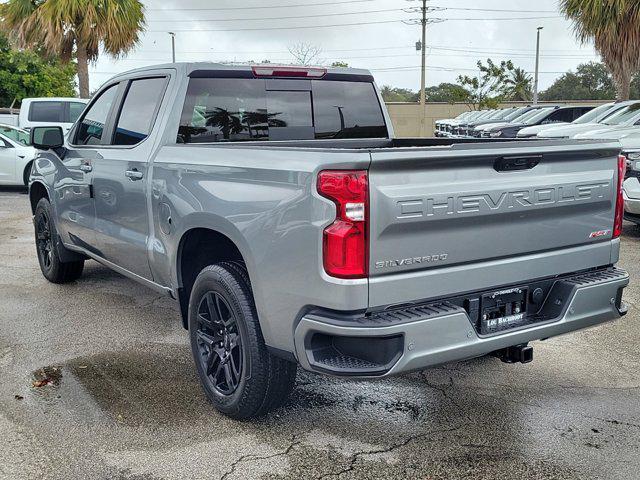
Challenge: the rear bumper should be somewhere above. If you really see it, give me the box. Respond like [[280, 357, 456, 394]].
[[294, 268, 628, 377]]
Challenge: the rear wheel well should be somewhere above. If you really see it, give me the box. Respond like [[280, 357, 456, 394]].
[[23, 161, 34, 186], [29, 182, 49, 214], [177, 228, 246, 329]]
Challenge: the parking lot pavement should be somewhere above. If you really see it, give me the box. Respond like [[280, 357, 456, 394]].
[[1, 188, 639, 480]]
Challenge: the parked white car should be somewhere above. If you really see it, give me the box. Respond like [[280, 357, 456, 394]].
[[0, 124, 38, 186], [574, 125, 640, 140], [517, 102, 615, 138], [19, 97, 87, 132], [538, 100, 640, 138], [572, 104, 640, 140], [620, 137, 640, 223]]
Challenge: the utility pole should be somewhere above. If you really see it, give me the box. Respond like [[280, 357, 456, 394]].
[[419, 0, 427, 107], [533, 26, 543, 104], [404, 1, 443, 135], [169, 32, 176, 63]]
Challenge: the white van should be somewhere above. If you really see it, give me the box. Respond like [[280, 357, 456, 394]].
[[19, 97, 88, 132]]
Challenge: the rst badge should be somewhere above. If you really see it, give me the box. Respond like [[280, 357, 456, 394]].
[[589, 229, 611, 239]]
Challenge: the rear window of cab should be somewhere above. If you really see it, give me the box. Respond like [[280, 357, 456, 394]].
[[177, 78, 388, 143]]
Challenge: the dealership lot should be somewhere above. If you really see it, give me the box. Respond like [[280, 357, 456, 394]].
[[1, 187, 639, 480]]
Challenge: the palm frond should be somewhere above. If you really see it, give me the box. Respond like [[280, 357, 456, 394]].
[[0, 0, 145, 62], [560, 0, 640, 99]]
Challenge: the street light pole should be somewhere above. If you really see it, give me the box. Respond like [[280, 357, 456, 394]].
[[533, 26, 543, 104], [169, 32, 176, 63]]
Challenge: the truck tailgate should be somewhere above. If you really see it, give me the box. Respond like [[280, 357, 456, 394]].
[[368, 141, 621, 308]]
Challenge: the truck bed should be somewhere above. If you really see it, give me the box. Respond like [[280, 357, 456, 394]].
[[169, 136, 622, 313]]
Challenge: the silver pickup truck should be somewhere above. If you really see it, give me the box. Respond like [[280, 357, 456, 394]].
[[28, 63, 629, 419]]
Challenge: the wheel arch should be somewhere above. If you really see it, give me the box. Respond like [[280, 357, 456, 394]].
[[176, 226, 254, 329], [29, 181, 50, 215], [22, 160, 34, 186]]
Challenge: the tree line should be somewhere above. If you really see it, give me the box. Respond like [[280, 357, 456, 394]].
[[380, 60, 640, 107], [0, 32, 76, 108]]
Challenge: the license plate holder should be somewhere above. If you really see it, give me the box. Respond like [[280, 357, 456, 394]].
[[479, 287, 528, 335]]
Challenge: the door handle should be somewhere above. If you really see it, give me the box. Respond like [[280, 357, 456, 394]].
[[79, 163, 93, 173], [125, 169, 144, 181]]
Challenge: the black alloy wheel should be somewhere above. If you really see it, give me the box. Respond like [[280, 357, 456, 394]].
[[35, 209, 54, 272], [33, 197, 84, 284], [195, 291, 243, 395], [188, 263, 297, 419]]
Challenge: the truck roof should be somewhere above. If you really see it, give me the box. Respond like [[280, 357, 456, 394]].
[[21, 97, 88, 102], [105, 62, 375, 82]]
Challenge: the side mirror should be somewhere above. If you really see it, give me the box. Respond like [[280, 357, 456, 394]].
[[30, 126, 64, 150]]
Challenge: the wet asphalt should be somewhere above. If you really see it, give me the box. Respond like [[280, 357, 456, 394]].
[[0, 187, 639, 480]]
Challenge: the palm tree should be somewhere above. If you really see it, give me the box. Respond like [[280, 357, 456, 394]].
[[1, 0, 145, 98], [506, 67, 533, 101], [561, 0, 640, 100]]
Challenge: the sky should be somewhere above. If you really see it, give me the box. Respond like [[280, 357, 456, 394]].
[[89, 0, 600, 94]]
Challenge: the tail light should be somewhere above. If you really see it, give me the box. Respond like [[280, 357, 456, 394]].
[[614, 154, 627, 238], [317, 170, 368, 279]]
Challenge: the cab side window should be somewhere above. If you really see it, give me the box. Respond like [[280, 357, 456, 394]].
[[75, 84, 118, 146], [113, 77, 167, 146]]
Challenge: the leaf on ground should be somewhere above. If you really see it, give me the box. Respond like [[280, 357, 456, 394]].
[[31, 366, 62, 388]]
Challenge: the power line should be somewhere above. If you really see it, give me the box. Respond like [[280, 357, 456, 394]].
[[449, 16, 561, 21], [146, 7, 404, 23], [442, 15, 561, 21], [427, 45, 591, 54], [426, 46, 595, 58], [146, 0, 375, 11], [144, 6, 563, 25], [146, 15, 563, 33], [107, 52, 597, 63], [441, 7, 557, 13], [370, 65, 576, 74], [147, 19, 400, 32], [137, 46, 416, 55], [135, 44, 594, 55], [146, 2, 558, 14]]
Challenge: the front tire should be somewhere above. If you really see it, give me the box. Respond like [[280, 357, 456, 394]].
[[34, 198, 84, 283], [188, 263, 296, 419]]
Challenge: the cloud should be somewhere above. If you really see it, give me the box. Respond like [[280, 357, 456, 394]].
[[90, 0, 598, 93]]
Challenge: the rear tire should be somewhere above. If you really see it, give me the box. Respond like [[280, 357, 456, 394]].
[[34, 198, 84, 283], [188, 263, 297, 419]]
